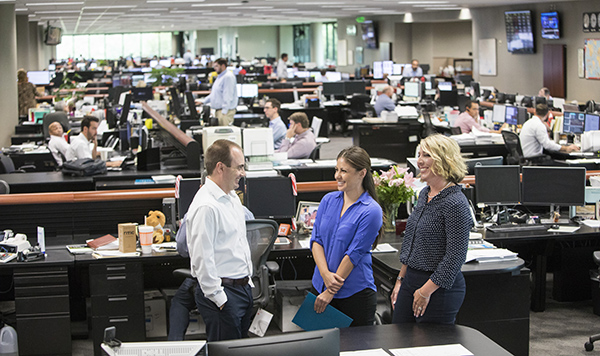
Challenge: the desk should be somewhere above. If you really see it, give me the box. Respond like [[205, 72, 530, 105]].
[[458, 142, 508, 159], [339, 324, 511, 355], [349, 119, 422, 163]]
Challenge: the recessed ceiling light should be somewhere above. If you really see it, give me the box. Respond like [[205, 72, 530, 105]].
[[413, 4, 456, 7], [147, 0, 205, 2], [191, 3, 240, 7], [36, 10, 81, 14], [26, 2, 84, 6], [399, 1, 448, 3], [423, 7, 460, 10], [84, 5, 136, 9]]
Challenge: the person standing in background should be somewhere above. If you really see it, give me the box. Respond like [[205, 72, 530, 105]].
[[17, 69, 39, 117], [277, 53, 289, 80]]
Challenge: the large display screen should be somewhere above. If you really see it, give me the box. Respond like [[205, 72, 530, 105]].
[[541, 11, 560, 39], [505, 10, 534, 54]]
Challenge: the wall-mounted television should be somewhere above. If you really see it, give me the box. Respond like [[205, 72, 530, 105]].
[[505, 10, 534, 54], [541, 11, 560, 39], [45, 26, 62, 45], [360, 21, 378, 49]]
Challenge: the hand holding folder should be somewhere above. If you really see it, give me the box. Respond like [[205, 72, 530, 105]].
[[292, 292, 353, 331]]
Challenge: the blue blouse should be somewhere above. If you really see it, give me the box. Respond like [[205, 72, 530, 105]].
[[310, 191, 383, 298], [398, 185, 471, 290]]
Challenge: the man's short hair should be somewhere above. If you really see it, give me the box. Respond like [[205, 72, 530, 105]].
[[215, 58, 228, 67], [383, 85, 394, 95], [205, 139, 243, 175], [540, 87, 550, 96], [289, 112, 309, 129], [81, 115, 99, 130], [281, 53, 288, 60], [535, 103, 549, 117], [54, 101, 66, 112], [465, 100, 478, 110], [266, 98, 281, 112]]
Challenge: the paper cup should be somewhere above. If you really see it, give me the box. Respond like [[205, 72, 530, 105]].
[[138, 225, 153, 255]]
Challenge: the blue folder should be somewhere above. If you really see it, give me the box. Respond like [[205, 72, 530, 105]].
[[291, 292, 353, 331]]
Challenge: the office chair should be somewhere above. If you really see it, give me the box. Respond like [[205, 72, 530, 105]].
[[311, 116, 323, 137], [172, 219, 280, 310], [585, 251, 600, 351], [450, 127, 462, 135], [42, 111, 70, 138], [342, 94, 375, 134], [0, 180, 9, 194], [309, 142, 324, 161], [0, 153, 34, 173], [501, 131, 549, 166]]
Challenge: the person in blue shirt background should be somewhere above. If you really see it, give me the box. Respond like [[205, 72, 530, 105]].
[[374, 85, 396, 117], [264, 98, 286, 150], [310, 146, 383, 326]]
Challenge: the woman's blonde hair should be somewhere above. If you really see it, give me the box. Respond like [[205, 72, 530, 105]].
[[420, 134, 467, 184], [17, 69, 28, 83]]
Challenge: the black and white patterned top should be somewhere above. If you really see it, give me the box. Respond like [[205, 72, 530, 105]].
[[398, 185, 471, 290]]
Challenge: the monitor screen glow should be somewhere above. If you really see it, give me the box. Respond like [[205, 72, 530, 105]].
[[437, 82, 452, 92], [493, 104, 506, 123], [27, 71, 51, 85], [541, 11, 560, 39], [241, 84, 258, 98], [585, 113, 600, 132], [562, 111, 585, 134], [392, 64, 404, 75], [505, 106, 518, 125], [325, 72, 342, 82], [505, 10, 535, 54], [373, 61, 383, 79], [382, 61, 394, 76], [404, 82, 421, 98]]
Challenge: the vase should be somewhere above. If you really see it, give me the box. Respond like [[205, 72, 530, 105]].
[[384, 203, 400, 233]]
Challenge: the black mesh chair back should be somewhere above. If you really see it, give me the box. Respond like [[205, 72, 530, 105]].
[[246, 219, 279, 308], [0, 154, 16, 174], [0, 180, 9, 194], [450, 127, 462, 135], [501, 130, 523, 165]]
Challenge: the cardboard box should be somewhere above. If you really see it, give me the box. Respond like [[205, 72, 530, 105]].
[[145, 298, 167, 338], [118, 223, 137, 253], [272, 280, 312, 332]]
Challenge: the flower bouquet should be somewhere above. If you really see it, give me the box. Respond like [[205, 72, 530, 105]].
[[373, 165, 417, 232]]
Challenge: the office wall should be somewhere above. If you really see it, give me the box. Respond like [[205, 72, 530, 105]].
[[237, 26, 279, 59], [0, 4, 18, 148], [16, 15, 29, 70], [279, 25, 293, 63], [471, 1, 600, 102], [195, 29, 217, 55]]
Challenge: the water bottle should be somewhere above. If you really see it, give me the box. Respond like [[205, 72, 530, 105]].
[[0, 321, 18, 356]]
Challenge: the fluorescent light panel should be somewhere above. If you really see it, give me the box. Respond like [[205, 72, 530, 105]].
[[26, 2, 84, 6]]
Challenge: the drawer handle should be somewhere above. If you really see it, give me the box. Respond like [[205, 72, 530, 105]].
[[108, 297, 127, 302], [107, 276, 126, 281], [109, 318, 128, 323], [106, 266, 126, 271]]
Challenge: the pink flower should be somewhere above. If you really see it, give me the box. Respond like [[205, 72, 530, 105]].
[[403, 172, 417, 188], [381, 169, 395, 181], [373, 175, 382, 185], [389, 178, 404, 187], [394, 166, 409, 175]]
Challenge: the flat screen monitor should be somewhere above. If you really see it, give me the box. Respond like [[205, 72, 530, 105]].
[[404, 82, 421, 98], [242, 128, 274, 156], [149, 59, 159, 68], [541, 11, 560, 39], [521, 166, 586, 206], [48, 64, 56, 71], [118, 93, 132, 126], [471, 81, 481, 98], [325, 72, 342, 82], [562, 111, 585, 134], [322, 82, 346, 96], [373, 61, 383, 79], [159, 59, 171, 68], [132, 87, 153, 102], [45, 26, 62, 45], [466, 156, 504, 175], [392, 64, 404, 75], [475, 165, 521, 205], [245, 176, 296, 219], [382, 60, 394, 76], [438, 89, 458, 107], [585, 113, 600, 132], [177, 178, 202, 219], [236, 83, 242, 97], [207, 328, 339, 356], [295, 71, 310, 78], [361, 20, 378, 49], [505, 106, 518, 125], [437, 81, 452, 92], [344, 81, 366, 95], [517, 106, 529, 125], [27, 71, 51, 85], [505, 10, 535, 54], [241, 83, 258, 98], [492, 105, 506, 123]]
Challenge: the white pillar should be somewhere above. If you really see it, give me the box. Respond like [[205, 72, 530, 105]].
[[0, 4, 19, 148]]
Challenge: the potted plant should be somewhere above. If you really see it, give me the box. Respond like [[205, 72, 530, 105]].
[[373, 165, 417, 232]]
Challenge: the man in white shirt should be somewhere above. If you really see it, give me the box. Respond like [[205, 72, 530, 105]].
[[185, 139, 253, 341], [65, 115, 98, 161], [199, 58, 238, 126], [264, 98, 286, 149], [520, 104, 579, 158], [47, 121, 69, 166], [277, 53, 288, 79], [183, 50, 194, 66]]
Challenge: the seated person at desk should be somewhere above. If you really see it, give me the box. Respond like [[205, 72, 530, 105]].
[[264, 98, 286, 149], [520, 103, 579, 159], [402, 59, 423, 78], [47, 122, 69, 166], [454, 100, 506, 134], [65, 115, 98, 161], [276, 112, 316, 159], [43, 101, 70, 138], [374, 85, 396, 117]]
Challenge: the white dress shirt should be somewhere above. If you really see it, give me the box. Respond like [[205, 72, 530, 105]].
[[65, 133, 92, 161], [520, 116, 561, 157], [48, 135, 70, 166], [277, 59, 288, 79], [186, 178, 253, 307], [203, 70, 238, 115]]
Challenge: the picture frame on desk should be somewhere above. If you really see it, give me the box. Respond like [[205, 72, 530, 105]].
[[296, 201, 320, 230]]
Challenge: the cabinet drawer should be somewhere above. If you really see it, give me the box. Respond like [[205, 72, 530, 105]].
[[15, 284, 69, 298], [91, 293, 145, 316], [14, 272, 68, 288], [89, 262, 143, 296], [15, 295, 70, 316], [17, 314, 71, 356]]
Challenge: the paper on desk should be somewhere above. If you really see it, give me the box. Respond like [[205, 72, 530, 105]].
[[583, 220, 600, 228], [389, 344, 473, 356], [341, 349, 391, 356], [92, 250, 141, 259], [465, 248, 517, 263], [371, 243, 398, 253], [549, 226, 581, 233], [298, 239, 311, 249]]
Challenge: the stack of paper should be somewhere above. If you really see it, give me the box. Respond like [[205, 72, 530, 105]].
[[465, 248, 518, 263], [451, 133, 476, 145], [152, 175, 177, 184]]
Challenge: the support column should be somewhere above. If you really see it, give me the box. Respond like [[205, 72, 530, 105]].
[[28, 21, 40, 70], [16, 14, 29, 70], [0, 4, 18, 148]]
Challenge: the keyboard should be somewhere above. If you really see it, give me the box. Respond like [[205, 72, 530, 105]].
[[486, 224, 549, 233]]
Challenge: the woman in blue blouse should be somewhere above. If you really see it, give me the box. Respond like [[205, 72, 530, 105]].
[[391, 134, 471, 324], [310, 146, 383, 326]]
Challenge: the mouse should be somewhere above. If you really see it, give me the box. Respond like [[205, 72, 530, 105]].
[[550, 224, 560, 230]]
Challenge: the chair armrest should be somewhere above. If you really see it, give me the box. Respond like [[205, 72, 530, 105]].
[[266, 261, 280, 274]]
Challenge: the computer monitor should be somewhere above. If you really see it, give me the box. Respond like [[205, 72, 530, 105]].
[[118, 93, 132, 126], [159, 59, 171, 67], [325, 71, 342, 82], [496, 92, 506, 103], [241, 83, 259, 98], [178, 178, 202, 219], [185, 91, 199, 120], [208, 328, 339, 356], [344, 81, 366, 95], [505, 94, 516, 105], [521, 166, 586, 206], [245, 176, 296, 219], [517, 106, 529, 125], [505, 106, 518, 125], [585, 113, 600, 132], [169, 87, 182, 117], [131, 87, 153, 102], [382, 60, 394, 76], [242, 128, 274, 156], [562, 111, 585, 134], [471, 81, 481, 98], [27, 71, 51, 85], [392, 64, 404, 75], [373, 61, 383, 79], [295, 71, 310, 78], [322, 82, 346, 97], [438, 89, 458, 107], [492, 105, 506, 123], [437, 81, 453, 92], [466, 156, 504, 175], [475, 165, 521, 205], [404, 82, 421, 98], [521, 96, 533, 108]]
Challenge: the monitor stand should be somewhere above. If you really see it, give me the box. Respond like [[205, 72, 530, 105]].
[[540, 204, 571, 224]]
